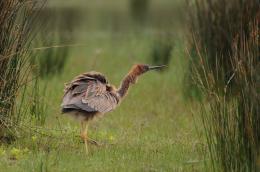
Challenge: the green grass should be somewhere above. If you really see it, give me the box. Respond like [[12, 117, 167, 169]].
[[0, 33, 205, 171]]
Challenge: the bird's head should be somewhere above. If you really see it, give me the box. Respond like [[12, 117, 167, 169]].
[[117, 64, 166, 98], [128, 64, 166, 83]]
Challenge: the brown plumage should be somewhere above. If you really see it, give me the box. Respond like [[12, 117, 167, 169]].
[[61, 64, 165, 153]]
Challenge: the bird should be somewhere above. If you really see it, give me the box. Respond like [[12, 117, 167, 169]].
[[61, 64, 165, 153]]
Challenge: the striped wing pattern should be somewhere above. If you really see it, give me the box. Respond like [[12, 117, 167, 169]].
[[61, 72, 118, 114], [82, 91, 118, 113]]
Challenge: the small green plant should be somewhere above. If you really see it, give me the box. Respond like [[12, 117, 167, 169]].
[[29, 77, 47, 125]]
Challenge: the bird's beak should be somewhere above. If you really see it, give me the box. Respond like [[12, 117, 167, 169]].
[[148, 65, 167, 71]]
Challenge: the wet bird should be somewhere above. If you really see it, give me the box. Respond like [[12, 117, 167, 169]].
[[61, 64, 165, 153]]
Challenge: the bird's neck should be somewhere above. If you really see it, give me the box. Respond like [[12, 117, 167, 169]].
[[117, 73, 137, 99]]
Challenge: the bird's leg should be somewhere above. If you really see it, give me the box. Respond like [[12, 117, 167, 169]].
[[80, 121, 89, 154], [80, 122, 101, 147]]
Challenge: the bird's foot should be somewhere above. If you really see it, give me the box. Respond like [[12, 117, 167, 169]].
[[87, 138, 102, 146], [79, 134, 101, 146]]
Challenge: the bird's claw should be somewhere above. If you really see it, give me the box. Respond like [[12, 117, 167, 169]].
[[87, 138, 102, 146], [77, 135, 102, 146]]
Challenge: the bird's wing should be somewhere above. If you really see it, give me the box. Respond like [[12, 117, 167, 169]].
[[82, 87, 118, 113], [61, 73, 118, 113], [61, 80, 98, 112]]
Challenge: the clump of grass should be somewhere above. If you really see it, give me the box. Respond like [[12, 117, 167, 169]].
[[187, 0, 258, 89], [129, 0, 150, 23], [29, 77, 47, 125], [185, 0, 259, 100], [32, 37, 69, 78], [187, 0, 259, 171], [0, 0, 40, 140], [195, 27, 259, 171], [150, 34, 173, 68]]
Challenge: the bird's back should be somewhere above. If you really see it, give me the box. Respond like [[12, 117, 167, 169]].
[[61, 71, 119, 121]]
